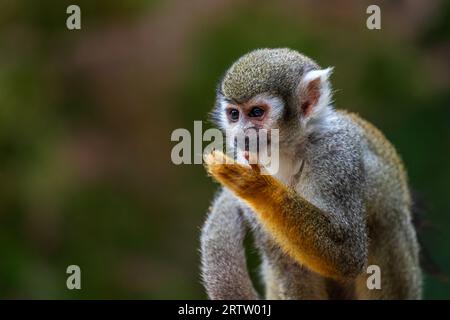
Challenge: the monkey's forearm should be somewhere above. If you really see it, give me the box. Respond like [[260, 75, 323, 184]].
[[247, 185, 367, 280], [200, 190, 259, 299], [205, 154, 367, 280]]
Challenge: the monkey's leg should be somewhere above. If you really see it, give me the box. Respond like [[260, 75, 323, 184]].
[[200, 189, 259, 299], [354, 219, 422, 299], [205, 151, 367, 281]]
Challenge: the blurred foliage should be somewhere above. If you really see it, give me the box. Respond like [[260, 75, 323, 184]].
[[0, 0, 449, 299]]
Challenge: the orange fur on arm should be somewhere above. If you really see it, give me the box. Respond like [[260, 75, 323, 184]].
[[204, 151, 365, 280]]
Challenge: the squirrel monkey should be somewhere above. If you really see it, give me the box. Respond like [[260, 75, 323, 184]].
[[200, 48, 422, 299]]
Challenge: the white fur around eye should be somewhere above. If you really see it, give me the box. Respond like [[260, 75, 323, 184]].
[[218, 96, 229, 130], [218, 94, 285, 129], [249, 94, 285, 122]]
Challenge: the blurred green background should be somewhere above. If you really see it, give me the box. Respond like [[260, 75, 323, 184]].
[[0, 0, 449, 299]]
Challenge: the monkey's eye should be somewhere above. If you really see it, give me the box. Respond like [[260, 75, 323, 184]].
[[249, 107, 265, 118], [228, 108, 240, 122]]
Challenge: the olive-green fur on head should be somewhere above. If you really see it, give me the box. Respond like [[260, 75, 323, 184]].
[[221, 48, 319, 102]]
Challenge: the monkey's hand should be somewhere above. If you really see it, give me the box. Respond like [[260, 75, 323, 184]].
[[204, 150, 282, 202]]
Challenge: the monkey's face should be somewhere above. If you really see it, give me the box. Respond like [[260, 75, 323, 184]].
[[216, 93, 284, 163]]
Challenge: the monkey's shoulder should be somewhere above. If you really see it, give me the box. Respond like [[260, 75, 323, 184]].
[[335, 109, 411, 209], [335, 110, 405, 168], [304, 110, 366, 168]]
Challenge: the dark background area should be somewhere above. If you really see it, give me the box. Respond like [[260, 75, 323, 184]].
[[0, 0, 449, 299]]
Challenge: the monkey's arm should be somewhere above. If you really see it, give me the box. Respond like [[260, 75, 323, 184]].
[[204, 151, 367, 280], [200, 189, 259, 299]]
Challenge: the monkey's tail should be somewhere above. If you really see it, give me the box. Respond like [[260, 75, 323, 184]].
[[411, 190, 449, 282]]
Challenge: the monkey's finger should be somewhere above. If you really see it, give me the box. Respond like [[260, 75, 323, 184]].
[[208, 162, 251, 179], [208, 163, 253, 190], [203, 150, 231, 167]]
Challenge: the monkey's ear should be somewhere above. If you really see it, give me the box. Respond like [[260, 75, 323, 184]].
[[297, 67, 333, 119]]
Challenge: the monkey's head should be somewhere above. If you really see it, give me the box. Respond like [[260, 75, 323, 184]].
[[211, 48, 334, 161]]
